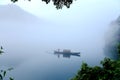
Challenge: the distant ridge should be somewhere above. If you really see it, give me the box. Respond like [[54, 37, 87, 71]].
[[116, 16, 120, 24], [0, 5, 42, 22], [104, 16, 120, 59]]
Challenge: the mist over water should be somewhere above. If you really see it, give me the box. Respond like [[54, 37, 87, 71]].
[[0, 3, 120, 80]]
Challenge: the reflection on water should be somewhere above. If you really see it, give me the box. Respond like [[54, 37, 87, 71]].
[[9, 50, 83, 80], [53, 49, 80, 58]]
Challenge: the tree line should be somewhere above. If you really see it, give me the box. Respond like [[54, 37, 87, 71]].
[[0, 47, 14, 80], [11, 0, 74, 9], [71, 33, 120, 80]]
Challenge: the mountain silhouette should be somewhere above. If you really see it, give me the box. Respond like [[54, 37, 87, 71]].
[[0, 4, 45, 23], [104, 16, 120, 59]]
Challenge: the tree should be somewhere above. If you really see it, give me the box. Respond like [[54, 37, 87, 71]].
[[0, 68, 14, 80], [71, 58, 120, 80], [0, 46, 14, 80], [11, 0, 74, 9], [117, 43, 120, 55], [71, 43, 120, 80]]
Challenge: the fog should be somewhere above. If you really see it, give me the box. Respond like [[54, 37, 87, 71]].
[[104, 16, 120, 59], [0, 5, 105, 63], [0, 2, 120, 80]]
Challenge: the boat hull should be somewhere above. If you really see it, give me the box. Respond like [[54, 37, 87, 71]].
[[54, 51, 80, 55]]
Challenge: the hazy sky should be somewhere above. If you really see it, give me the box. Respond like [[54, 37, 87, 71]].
[[0, 0, 120, 20]]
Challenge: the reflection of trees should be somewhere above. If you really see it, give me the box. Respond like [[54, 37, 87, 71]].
[[0, 46, 14, 80]]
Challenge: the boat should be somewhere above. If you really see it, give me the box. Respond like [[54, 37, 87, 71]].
[[54, 49, 80, 55]]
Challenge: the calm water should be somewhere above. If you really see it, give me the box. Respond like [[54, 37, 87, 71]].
[[0, 4, 120, 80], [0, 43, 105, 80], [0, 21, 106, 80], [0, 28, 106, 80]]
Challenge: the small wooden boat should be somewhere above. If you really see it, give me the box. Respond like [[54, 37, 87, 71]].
[[54, 49, 80, 55]]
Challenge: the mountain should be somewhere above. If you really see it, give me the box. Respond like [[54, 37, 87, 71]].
[[106, 16, 120, 44], [104, 16, 120, 59], [0, 5, 48, 66], [0, 4, 42, 22]]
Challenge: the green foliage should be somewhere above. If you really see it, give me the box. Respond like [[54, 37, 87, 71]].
[[71, 58, 120, 80], [0, 46, 4, 55], [0, 68, 14, 80], [11, 0, 74, 9], [0, 46, 14, 80], [11, 0, 18, 3], [0, 50, 3, 54], [9, 77, 14, 80], [71, 43, 120, 80], [117, 43, 120, 55]]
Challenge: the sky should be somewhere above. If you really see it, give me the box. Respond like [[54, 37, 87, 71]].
[[0, 0, 120, 20]]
